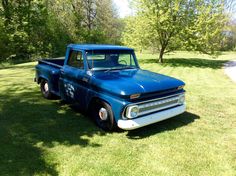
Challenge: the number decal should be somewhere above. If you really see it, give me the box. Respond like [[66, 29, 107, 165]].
[[64, 83, 75, 99]]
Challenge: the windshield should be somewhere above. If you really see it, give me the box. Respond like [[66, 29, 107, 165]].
[[86, 51, 138, 71]]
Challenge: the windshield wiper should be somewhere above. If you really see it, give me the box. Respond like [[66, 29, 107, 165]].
[[120, 65, 136, 70], [105, 66, 136, 73], [104, 67, 114, 73]]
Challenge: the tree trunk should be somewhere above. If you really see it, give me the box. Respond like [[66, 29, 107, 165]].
[[159, 47, 164, 63]]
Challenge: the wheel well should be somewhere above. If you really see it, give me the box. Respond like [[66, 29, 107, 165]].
[[38, 77, 47, 84], [38, 77, 43, 84], [88, 97, 117, 131], [88, 97, 111, 111]]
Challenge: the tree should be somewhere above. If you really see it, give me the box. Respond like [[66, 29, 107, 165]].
[[96, 0, 122, 44], [182, 0, 227, 54], [122, 15, 153, 52], [0, 0, 51, 60], [0, 0, 123, 62], [122, 0, 227, 63]]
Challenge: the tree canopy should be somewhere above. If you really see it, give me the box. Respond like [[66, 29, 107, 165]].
[[122, 0, 228, 62], [0, 0, 121, 61]]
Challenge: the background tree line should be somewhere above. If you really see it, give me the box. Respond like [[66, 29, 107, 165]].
[[0, 0, 122, 61], [0, 0, 235, 63]]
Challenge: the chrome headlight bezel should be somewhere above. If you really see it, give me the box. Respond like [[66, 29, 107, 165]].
[[126, 105, 139, 119], [178, 94, 185, 105]]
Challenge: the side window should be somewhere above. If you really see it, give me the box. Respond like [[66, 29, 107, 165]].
[[67, 50, 84, 69], [118, 54, 135, 66]]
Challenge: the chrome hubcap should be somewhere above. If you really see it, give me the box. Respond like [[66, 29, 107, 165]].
[[99, 108, 108, 121], [44, 83, 49, 92]]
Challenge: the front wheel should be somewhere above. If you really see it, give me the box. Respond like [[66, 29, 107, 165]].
[[92, 101, 117, 131], [40, 79, 53, 99]]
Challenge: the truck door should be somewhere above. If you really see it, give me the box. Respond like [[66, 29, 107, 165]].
[[59, 49, 89, 107]]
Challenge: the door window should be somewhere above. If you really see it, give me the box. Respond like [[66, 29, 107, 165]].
[[67, 50, 84, 69]]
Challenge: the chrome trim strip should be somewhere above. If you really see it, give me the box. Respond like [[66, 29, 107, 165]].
[[139, 100, 179, 116], [137, 92, 184, 105]]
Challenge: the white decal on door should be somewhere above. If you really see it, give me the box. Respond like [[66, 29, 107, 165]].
[[64, 83, 75, 99]]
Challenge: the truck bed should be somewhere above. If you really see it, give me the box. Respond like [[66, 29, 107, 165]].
[[36, 57, 65, 95], [38, 57, 65, 68]]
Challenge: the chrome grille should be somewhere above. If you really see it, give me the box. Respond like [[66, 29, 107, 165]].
[[138, 95, 181, 116]]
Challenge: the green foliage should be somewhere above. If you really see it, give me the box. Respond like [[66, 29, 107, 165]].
[[221, 23, 236, 51], [181, 1, 227, 54], [122, 16, 151, 52], [0, 0, 122, 62], [122, 0, 228, 62], [0, 0, 50, 60]]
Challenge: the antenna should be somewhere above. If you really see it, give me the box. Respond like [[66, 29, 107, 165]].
[[92, 50, 94, 70]]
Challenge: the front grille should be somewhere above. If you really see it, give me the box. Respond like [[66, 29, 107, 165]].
[[138, 95, 181, 116]]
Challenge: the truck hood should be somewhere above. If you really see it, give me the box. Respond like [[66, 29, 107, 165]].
[[92, 69, 185, 97]]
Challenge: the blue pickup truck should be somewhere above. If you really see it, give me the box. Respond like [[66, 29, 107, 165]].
[[35, 44, 186, 131]]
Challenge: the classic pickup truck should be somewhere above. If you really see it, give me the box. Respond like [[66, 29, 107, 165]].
[[35, 44, 186, 131]]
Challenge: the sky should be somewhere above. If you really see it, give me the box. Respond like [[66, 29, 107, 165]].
[[113, 0, 132, 18], [113, 0, 236, 20]]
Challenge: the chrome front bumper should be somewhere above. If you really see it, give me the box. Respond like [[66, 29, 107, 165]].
[[117, 104, 186, 130]]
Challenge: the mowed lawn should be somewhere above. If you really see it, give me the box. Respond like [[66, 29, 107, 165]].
[[0, 52, 236, 176]]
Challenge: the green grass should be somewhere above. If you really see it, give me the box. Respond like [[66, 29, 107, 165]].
[[0, 51, 236, 176]]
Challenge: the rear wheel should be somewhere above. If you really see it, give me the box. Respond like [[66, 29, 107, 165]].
[[40, 79, 53, 99], [92, 100, 117, 131]]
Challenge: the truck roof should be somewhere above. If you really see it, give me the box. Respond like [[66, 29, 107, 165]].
[[68, 44, 134, 51]]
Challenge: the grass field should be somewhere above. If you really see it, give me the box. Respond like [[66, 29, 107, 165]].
[[0, 52, 236, 176]]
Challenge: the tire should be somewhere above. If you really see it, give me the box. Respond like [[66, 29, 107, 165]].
[[92, 100, 117, 131], [40, 79, 53, 99]]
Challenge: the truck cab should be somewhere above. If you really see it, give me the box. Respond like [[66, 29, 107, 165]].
[[35, 44, 186, 131]]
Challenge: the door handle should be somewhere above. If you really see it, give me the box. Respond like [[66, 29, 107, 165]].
[[82, 77, 89, 83]]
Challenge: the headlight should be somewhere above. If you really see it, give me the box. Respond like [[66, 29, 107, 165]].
[[177, 85, 185, 90], [126, 105, 139, 119], [178, 94, 185, 104]]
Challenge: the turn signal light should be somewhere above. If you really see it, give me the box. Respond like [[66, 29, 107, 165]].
[[130, 94, 140, 99], [177, 85, 185, 90]]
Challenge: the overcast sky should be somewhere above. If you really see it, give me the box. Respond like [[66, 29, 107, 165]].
[[113, 0, 132, 18]]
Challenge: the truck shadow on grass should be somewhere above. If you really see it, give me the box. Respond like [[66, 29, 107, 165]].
[[126, 111, 200, 139], [0, 87, 104, 176], [139, 58, 226, 69]]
